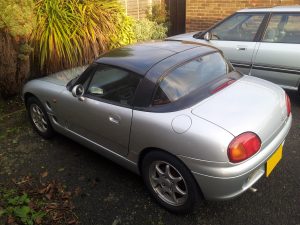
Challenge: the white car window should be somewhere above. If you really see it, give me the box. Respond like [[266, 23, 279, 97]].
[[210, 13, 264, 41], [263, 14, 300, 44]]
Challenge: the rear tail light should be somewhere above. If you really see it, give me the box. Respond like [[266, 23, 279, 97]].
[[285, 93, 291, 116], [211, 80, 236, 94], [228, 132, 261, 163]]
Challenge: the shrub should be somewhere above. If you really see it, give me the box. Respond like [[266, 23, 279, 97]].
[[134, 19, 168, 42], [146, 3, 169, 26], [31, 0, 135, 74], [109, 12, 136, 49], [0, 0, 35, 38]]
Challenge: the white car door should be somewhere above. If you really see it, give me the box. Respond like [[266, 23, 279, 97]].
[[201, 13, 267, 74], [210, 40, 258, 75], [251, 13, 300, 91]]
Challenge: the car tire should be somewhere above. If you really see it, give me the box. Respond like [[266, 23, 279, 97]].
[[26, 97, 54, 139], [141, 150, 200, 214]]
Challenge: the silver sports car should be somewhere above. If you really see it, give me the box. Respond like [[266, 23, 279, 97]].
[[23, 41, 292, 213]]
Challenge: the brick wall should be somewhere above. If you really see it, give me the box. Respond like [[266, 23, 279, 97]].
[[186, 0, 300, 32]]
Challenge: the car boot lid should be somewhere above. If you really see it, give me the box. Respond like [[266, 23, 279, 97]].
[[192, 75, 288, 144]]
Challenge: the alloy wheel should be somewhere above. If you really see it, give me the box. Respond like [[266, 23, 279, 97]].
[[149, 160, 188, 206], [30, 103, 48, 133]]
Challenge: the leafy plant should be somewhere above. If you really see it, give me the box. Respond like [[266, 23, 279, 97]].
[[31, 0, 135, 73], [0, 189, 45, 225], [134, 19, 168, 42], [146, 3, 169, 26], [109, 11, 136, 49]]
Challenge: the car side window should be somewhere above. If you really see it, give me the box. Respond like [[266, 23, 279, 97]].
[[263, 14, 300, 44], [85, 65, 141, 107], [210, 13, 265, 41]]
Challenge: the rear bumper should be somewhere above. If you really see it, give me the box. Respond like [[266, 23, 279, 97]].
[[179, 114, 292, 200]]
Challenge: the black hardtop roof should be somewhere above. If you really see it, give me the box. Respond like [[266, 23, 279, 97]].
[[95, 41, 217, 75]]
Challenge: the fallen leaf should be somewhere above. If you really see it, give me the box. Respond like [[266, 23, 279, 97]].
[[45, 193, 53, 200], [35, 217, 42, 224], [46, 203, 59, 211], [112, 218, 121, 225], [29, 201, 35, 209], [38, 187, 47, 194], [58, 168, 65, 172], [74, 187, 81, 196], [52, 212, 63, 221], [78, 176, 85, 181], [7, 216, 15, 224], [41, 171, 48, 178], [62, 191, 72, 200], [67, 219, 77, 224]]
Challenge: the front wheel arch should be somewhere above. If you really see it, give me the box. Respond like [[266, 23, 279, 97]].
[[24, 92, 38, 107], [26, 95, 54, 139]]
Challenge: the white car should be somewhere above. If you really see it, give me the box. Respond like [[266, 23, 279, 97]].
[[167, 6, 300, 93]]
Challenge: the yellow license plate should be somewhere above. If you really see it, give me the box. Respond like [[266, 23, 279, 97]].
[[266, 144, 283, 177]]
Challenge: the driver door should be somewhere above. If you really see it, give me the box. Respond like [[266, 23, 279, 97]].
[[60, 64, 142, 156], [205, 13, 267, 74]]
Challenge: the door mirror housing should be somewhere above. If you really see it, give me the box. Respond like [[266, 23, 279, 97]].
[[204, 32, 212, 41], [72, 84, 85, 101]]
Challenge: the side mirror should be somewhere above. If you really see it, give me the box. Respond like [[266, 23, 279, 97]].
[[72, 84, 85, 101], [204, 32, 212, 41]]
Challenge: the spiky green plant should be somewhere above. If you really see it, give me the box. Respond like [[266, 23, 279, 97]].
[[31, 0, 135, 73]]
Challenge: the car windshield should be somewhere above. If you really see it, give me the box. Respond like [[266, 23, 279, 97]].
[[66, 65, 89, 88], [157, 52, 233, 102]]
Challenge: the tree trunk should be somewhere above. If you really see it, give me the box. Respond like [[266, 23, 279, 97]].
[[0, 31, 30, 98]]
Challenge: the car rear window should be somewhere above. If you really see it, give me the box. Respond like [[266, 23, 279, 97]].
[[153, 52, 233, 105]]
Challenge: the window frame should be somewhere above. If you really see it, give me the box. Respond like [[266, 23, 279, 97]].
[[198, 12, 269, 42], [261, 12, 300, 44], [150, 51, 234, 108], [76, 63, 143, 109]]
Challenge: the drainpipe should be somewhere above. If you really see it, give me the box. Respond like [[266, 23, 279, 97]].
[[124, 0, 128, 15], [137, 0, 140, 20]]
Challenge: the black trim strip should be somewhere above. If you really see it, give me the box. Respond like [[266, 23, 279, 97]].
[[252, 64, 300, 75], [232, 62, 252, 69], [254, 12, 271, 42]]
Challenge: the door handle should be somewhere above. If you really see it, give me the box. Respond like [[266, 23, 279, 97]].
[[109, 115, 120, 124], [236, 47, 247, 51]]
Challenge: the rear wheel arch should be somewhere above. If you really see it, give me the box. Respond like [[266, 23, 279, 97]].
[[138, 147, 169, 174], [138, 147, 204, 197], [138, 147, 204, 213]]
